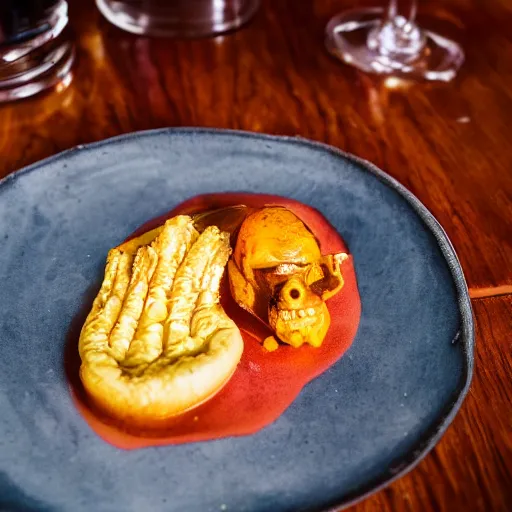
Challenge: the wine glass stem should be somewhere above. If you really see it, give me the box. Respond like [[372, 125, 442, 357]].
[[385, 0, 418, 23], [367, 0, 425, 58]]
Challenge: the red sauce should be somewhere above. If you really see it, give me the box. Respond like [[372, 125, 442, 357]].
[[66, 193, 361, 449]]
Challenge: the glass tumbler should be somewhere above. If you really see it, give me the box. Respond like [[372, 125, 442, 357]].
[[95, 0, 261, 38], [0, 0, 74, 102]]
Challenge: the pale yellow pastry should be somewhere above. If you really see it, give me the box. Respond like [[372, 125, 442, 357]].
[[78, 215, 244, 429]]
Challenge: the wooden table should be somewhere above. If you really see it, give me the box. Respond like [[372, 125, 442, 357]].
[[1, 0, 510, 510]]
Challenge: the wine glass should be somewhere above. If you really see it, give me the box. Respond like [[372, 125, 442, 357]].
[[325, 0, 464, 82]]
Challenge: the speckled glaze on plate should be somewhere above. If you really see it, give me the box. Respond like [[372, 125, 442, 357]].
[[0, 129, 473, 512]]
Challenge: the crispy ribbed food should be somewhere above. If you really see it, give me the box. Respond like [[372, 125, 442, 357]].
[[78, 216, 243, 428]]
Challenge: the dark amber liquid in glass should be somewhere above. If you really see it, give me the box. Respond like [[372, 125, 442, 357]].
[[0, 0, 60, 45]]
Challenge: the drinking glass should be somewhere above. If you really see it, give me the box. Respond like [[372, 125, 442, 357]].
[[325, 0, 464, 81], [95, 0, 261, 38], [0, 0, 74, 102]]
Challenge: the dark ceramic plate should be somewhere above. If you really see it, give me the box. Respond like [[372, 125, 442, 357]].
[[0, 129, 473, 512]]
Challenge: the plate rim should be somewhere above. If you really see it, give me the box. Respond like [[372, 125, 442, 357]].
[[0, 127, 475, 512]]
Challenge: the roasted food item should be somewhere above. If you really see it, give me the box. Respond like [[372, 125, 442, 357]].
[[228, 207, 348, 348], [78, 216, 244, 428], [71, 193, 361, 449]]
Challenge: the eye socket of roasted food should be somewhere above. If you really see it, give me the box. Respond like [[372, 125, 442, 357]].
[[227, 207, 348, 348], [78, 216, 243, 428]]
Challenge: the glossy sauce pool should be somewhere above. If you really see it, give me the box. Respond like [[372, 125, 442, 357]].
[[66, 193, 361, 449]]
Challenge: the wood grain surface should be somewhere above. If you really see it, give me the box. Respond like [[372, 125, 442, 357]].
[[351, 295, 512, 512], [0, 0, 510, 511]]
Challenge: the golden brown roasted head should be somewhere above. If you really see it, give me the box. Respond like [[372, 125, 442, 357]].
[[227, 207, 347, 348]]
